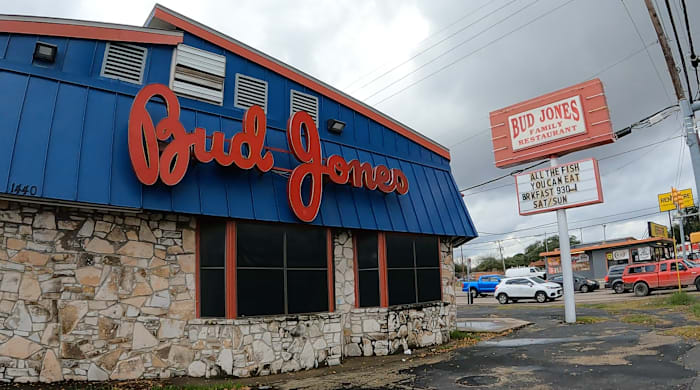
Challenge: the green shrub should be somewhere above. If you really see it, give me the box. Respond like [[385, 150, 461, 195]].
[[665, 291, 695, 306]]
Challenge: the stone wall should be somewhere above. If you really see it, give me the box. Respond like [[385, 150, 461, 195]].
[[344, 302, 451, 357], [0, 200, 456, 383]]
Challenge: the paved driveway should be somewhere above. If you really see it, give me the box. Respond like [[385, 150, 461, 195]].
[[403, 298, 700, 389]]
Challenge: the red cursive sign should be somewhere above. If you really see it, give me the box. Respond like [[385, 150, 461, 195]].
[[128, 84, 409, 222]]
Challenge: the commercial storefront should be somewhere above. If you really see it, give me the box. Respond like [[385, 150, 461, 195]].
[[540, 237, 674, 280], [0, 6, 476, 383]]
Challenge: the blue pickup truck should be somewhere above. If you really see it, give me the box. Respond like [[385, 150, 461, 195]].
[[462, 275, 502, 298]]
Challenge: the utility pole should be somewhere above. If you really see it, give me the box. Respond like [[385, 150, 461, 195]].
[[497, 240, 506, 272], [645, 0, 700, 198], [603, 224, 607, 241]]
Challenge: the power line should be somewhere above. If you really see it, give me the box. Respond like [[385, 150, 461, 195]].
[[348, 0, 519, 94], [361, 0, 543, 102], [664, 0, 694, 103], [341, 0, 495, 91], [466, 208, 666, 247], [621, 0, 673, 103], [679, 0, 700, 96], [448, 41, 660, 150], [368, 0, 576, 106]]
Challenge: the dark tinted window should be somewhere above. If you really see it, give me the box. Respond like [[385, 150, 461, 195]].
[[200, 269, 225, 317], [199, 220, 227, 317], [358, 270, 380, 307], [287, 270, 328, 314], [660, 263, 667, 272], [287, 227, 326, 268], [356, 231, 380, 308], [386, 234, 414, 268], [237, 223, 329, 317], [386, 234, 441, 305], [644, 265, 656, 272], [357, 232, 379, 270], [388, 269, 416, 305], [237, 269, 284, 316], [237, 222, 283, 267], [415, 236, 438, 267], [417, 269, 441, 302], [200, 221, 226, 267]]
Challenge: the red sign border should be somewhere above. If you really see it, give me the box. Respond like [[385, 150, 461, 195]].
[[490, 78, 615, 168]]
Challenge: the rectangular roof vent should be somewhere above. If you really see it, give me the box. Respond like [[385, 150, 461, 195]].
[[290, 89, 319, 126], [171, 44, 226, 105], [234, 73, 268, 112], [101, 42, 147, 84]]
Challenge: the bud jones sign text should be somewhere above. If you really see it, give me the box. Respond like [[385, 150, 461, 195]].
[[128, 84, 409, 223]]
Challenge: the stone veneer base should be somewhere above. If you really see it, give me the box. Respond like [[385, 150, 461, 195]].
[[0, 200, 456, 383]]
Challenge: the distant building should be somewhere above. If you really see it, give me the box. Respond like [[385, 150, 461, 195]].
[[539, 237, 674, 279]]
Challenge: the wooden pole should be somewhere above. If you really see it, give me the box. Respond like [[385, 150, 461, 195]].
[[644, 0, 685, 100]]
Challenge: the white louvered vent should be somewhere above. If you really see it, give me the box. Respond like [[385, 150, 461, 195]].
[[171, 44, 226, 105], [290, 90, 319, 126], [101, 42, 147, 84], [234, 73, 268, 112]]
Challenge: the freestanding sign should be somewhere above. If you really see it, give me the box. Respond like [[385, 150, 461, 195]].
[[489, 79, 615, 324], [658, 188, 694, 211], [490, 78, 615, 168], [515, 158, 602, 215]]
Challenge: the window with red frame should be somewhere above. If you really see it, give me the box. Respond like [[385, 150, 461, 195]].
[[197, 220, 332, 318], [353, 232, 441, 308], [386, 234, 441, 305]]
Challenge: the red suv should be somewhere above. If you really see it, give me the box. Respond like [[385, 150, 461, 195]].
[[622, 259, 700, 296]]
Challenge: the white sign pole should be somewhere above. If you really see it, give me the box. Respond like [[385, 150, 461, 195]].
[[551, 156, 576, 323]]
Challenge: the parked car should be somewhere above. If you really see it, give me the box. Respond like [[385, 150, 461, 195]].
[[505, 266, 546, 280], [548, 273, 599, 293], [462, 275, 502, 298], [494, 276, 562, 304], [622, 259, 700, 297], [605, 264, 629, 294]]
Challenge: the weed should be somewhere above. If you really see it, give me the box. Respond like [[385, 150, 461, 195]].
[[151, 382, 246, 390], [576, 316, 607, 324], [450, 330, 481, 341], [620, 314, 662, 325], [664, 326, 700, 341], [693, 303, 700, 318], [665, 291, 696, 306]]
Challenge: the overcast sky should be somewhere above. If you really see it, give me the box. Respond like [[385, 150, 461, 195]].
[[3, 0, 699, 263]]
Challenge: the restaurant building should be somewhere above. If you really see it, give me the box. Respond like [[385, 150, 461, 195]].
[[540, 237, 674, 280], [0, 6, 477, 383]]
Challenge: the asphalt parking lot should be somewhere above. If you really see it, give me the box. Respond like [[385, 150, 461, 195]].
[[407, 289, 700, 390]]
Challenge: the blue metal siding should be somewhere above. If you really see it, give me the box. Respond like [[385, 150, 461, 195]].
[[0, 31, 476, 240]]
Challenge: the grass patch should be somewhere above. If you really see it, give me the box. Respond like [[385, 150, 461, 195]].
[[450, 330, 481, 341], [151, 383, 246, 390], [576, 316, 607, 324], [664, 326, 700, 341], [665, 291, 696, 306], [693, 303, 700, 318], [620, 314, 663, 326]]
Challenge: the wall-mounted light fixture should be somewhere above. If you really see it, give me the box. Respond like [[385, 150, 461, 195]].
[[33, 42, 58, 63], [327, 119, 346, 134]]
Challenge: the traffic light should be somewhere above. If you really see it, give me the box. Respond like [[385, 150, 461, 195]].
[[671, 187, 681, 206]]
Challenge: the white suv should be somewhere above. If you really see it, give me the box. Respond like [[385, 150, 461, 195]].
[[494, 276, 562, 304]]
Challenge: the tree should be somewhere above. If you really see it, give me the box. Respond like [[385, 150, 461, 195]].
[[522, 235, 580, 265], [672, 206, 700, 243]]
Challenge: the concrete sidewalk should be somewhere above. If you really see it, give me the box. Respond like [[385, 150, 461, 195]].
[[455, 317, 531, 332]]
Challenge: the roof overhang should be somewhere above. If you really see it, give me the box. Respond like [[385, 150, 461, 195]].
[[145, 4, 451, 161], [0, 14, 183, 45]]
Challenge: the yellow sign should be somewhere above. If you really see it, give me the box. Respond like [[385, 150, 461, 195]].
[[691, 232, 700, 244], [648, 222, 669, 238], [658, 188, 694, 211]]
